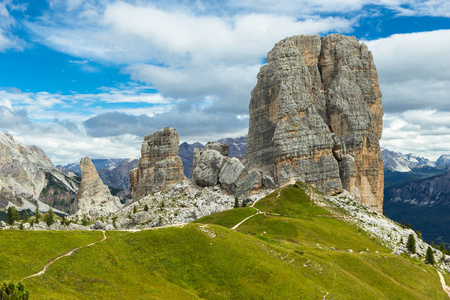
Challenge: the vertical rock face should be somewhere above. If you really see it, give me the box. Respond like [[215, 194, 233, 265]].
[[75, 157, 122, 216], [129, 128, 185, 200], [246, 34, 384, 212]]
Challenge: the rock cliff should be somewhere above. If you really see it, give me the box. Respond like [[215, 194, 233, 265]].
[[129, 128, 185, 200], [74, 157, 122, 216], [246, 34, 384, 212], [0, 131, 79, 213]]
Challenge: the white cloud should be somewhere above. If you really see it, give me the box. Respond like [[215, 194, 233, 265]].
[[0, 2, 26, 51]]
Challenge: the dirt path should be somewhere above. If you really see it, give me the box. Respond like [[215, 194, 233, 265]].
[[231, 209, 260, 230], [438, 271, 450, 298], [22, 230, 107, 281]]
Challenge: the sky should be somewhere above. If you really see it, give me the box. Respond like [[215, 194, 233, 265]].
[[0, 0, 449, 165]]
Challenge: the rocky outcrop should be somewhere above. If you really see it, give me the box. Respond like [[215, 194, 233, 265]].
[[74, 157, 122, 216], [0, 131, 80, 213], [129, 128, 185, 200], [191, 142, 272, 197], [246, 34, 384, 212]]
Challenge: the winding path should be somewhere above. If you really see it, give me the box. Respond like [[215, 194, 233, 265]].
[[438, 271, 450, 298], [22, 230, 107, 281]]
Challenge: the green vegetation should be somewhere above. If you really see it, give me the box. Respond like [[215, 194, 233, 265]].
[[0, 231, 103, 282], [407, 234, 416, 254], [0, 281, 29, 300], [1, 183, 449, 299], [44, 208, 55, 227], [195, 207, 255, 228], [6, 207, 19, 225], [33, 207, 40, 223], [426, 247, 436, 265], [234, 197, 239, 208]]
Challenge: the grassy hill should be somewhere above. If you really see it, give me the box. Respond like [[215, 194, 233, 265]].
[[2, 183, 449, 299]]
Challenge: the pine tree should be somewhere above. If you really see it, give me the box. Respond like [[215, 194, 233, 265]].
[[425, 246, 435, 265], [440, 242, 446, 253], [34, 207, 40, 223], [407, 234, 416, 254], [44, 208, 55, 227], [22, 211, 29, 223], [234, 197, 239, 208], [133, 205, 138, 214], [144, 204, 149, 212], [241, 199, 247, 207], [7, 207, 19, 225]]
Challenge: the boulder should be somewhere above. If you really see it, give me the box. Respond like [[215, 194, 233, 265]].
[[204, 142, 229, 157], [93, 220, 106, 230], [192, 149, 226, 187], [0, 221, 6, 228], [236, 170, 262, 196], [219, 157, 247, 193], [132, 211, 152, 225]]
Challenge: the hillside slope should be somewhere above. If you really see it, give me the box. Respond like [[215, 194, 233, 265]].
[[2, 183, 449, 299]]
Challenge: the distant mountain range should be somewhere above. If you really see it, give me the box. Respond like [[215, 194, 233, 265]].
[[381, 149, 450, 246]]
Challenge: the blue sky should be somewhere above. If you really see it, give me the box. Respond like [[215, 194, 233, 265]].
[[0, 0, 449, 164]]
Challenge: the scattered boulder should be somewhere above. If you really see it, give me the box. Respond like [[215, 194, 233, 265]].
[[93, 220, 106, 230], [0, 221, 6, 228], [219, 157, 247, 193], [130, 128, 185, 200], [132, 211, 152, 225]]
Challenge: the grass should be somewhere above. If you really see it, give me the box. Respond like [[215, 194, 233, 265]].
[[1, 183, 449, 299], [194, 207, 256, 228], [0, 230, 103, 282]]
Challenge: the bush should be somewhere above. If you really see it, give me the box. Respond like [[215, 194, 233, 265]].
[[241, 199, 247, 208], [425, 246, 435, 265], [0, 281, 29, 300], [406, 234, 416, 254], [81, 215, 89, 226], [144, 205, 149, 212]]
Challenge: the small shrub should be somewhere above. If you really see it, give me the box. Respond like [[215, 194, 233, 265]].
[[133, 205, 138, 214], [22, 211, 29, 223], [81, 215, 89, 226], [0, 281, 29, 299], [144, 204, 149, 212]]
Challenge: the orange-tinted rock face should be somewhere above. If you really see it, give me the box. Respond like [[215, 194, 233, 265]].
[[130, 128, 185, 200], [246, 34, 384, 212]]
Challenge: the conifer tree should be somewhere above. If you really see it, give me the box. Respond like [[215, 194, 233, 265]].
[[144, 204, 149, 212], [407, 234, 416, 254], [440, 242, 446, 253], [7, 207, 19, 225], [241, 199, 247, 207], [425, 246, 435, 265], [34, 207, 40, 223], [22, 211, 29, 223], [234, 197, 239, 208], [44, 208, 55, 227]]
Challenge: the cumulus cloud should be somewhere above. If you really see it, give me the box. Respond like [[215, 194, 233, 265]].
[[366, 30, 450, 159]]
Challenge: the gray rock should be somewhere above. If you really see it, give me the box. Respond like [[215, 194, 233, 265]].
[[129, 128, 185, 200], [236, 170, 262, 196], [94, 220, 106, 230], [204, 142, 229, 157], [261, 175, 276, 189], [246, 34, 384, 212], [192, 149, 226, 187], [133, 211, 152, 224], [0, 221, 5, 228], [105, 224, 114, 230], [219, 157, 247, 193]]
